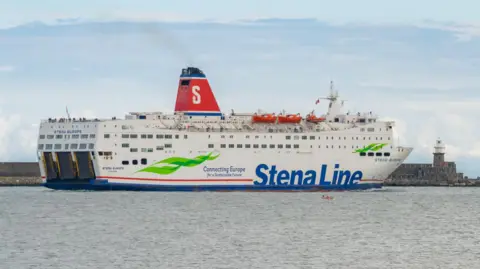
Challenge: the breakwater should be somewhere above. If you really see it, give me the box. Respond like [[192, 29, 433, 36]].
[[385, 139, 479, 187], [0, 162, 41, 186], [0, 176, 42, 186]]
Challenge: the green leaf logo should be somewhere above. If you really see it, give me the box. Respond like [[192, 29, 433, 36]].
[[136, 151, 220, 175], [353, 143, 387, 153]]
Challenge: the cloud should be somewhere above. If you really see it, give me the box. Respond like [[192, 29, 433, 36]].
[[1, 19, 480, 176], [0, 65, 15, 72]]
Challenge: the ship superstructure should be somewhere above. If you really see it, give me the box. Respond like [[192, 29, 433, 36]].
[[37, 67, 413, 191]]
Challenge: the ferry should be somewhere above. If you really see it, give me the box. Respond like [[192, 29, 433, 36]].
[[37, 67, 413, 191]]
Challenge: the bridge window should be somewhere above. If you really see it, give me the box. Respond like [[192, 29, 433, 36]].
[[156, 146, 164, 150], [130, 148, 138, 152], [384, 152, 391, 156], [237, 144, 242, 148], [55, 135, 63, 139], [122, 134, 129, 138], [132, 160, 138, 165], [294, 136, 299, 140], [245, 144, 251, 148], [245, 135, 250, 139], [79, 144, 87, 149], [89, 134, 95, 138], [157, 134, 164, 139], [45, 144, 53, 149], [208, 144, 214, 148], [122, 143, 129, 148], [165, 135, 172, 139], [302, 136, 307, 140], [220, 144, 226, 148], [184, 135, 188, 139], [38, 144, 44, 150], [360, 128, 365, 132], [293, 144, 299, 148], [70, 144, 78, 149], [175, 134, 179, 139], [229, 144, 234, 148], [253, 144, 259, 148], [269, 144, 275, 148], [72, 134, 80, 139], [261, 144, 267, 148], [376, 152, 382, 156], [360, 152, 366, 156], [141, 158, 147, 165], [147, 148, 153, 152], [88, 144, 94, 149], [39, 135, 45, 139], [286, 136, 291, 140], [141, 134, 147, 139], [122, 160, 129, 165], [130, 134, 138, 138], [148, 134, 153, 139], [278, 144, 283, 149], [286, 144, 291, 148], [104, 134, 110, 139], [309, 136, 315, 140], [81, 134, 88, 139], [367, 128, 374, 132], [367, 152, 374, 156], [164, 144, 172, 148], [230, 135, 234, 138], [65, 144, 69, 150]]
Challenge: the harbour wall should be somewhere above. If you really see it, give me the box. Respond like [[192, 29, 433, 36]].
[[0, 162, 42, 186]]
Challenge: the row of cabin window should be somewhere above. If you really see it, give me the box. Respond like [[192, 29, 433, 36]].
[[105, 134, 187, 139], [360, 152, 391, 157], [38, 143, 94, 150], [216, 134, 390, 141], [122, 158, 148, 165], [286, 135, 390, 141], [210, 144, 300, 149], [40, 134, 95, 140], [208, 144, 393, 150], [123, 144, 173, 151]]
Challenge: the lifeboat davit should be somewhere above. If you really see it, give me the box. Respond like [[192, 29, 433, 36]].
[[252, 114, 277, 123], [277, 114, 302, 124], [306, 114, 326, 123]]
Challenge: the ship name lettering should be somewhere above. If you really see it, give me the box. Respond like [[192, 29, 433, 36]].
[[54, 130, 82, 134], [254, 164, 363, 186]]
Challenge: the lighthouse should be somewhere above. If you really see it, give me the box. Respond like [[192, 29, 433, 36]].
[[433, 138, 446, 167]]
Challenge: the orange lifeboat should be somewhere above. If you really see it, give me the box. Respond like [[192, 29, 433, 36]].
[[278, 114, 302, 124], [306, 114, 326, 123], [252, 113, 277, 123]]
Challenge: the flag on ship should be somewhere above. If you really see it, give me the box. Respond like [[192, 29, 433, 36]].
[[315, 99, 320, 105]]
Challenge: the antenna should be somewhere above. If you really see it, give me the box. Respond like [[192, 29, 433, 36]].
[[65, 106, 71, 120]]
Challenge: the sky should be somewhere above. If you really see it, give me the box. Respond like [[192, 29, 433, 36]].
[[1, 1, 480, 177]]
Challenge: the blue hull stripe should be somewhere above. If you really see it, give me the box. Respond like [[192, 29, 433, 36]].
[[43, 180, 383, 192]]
